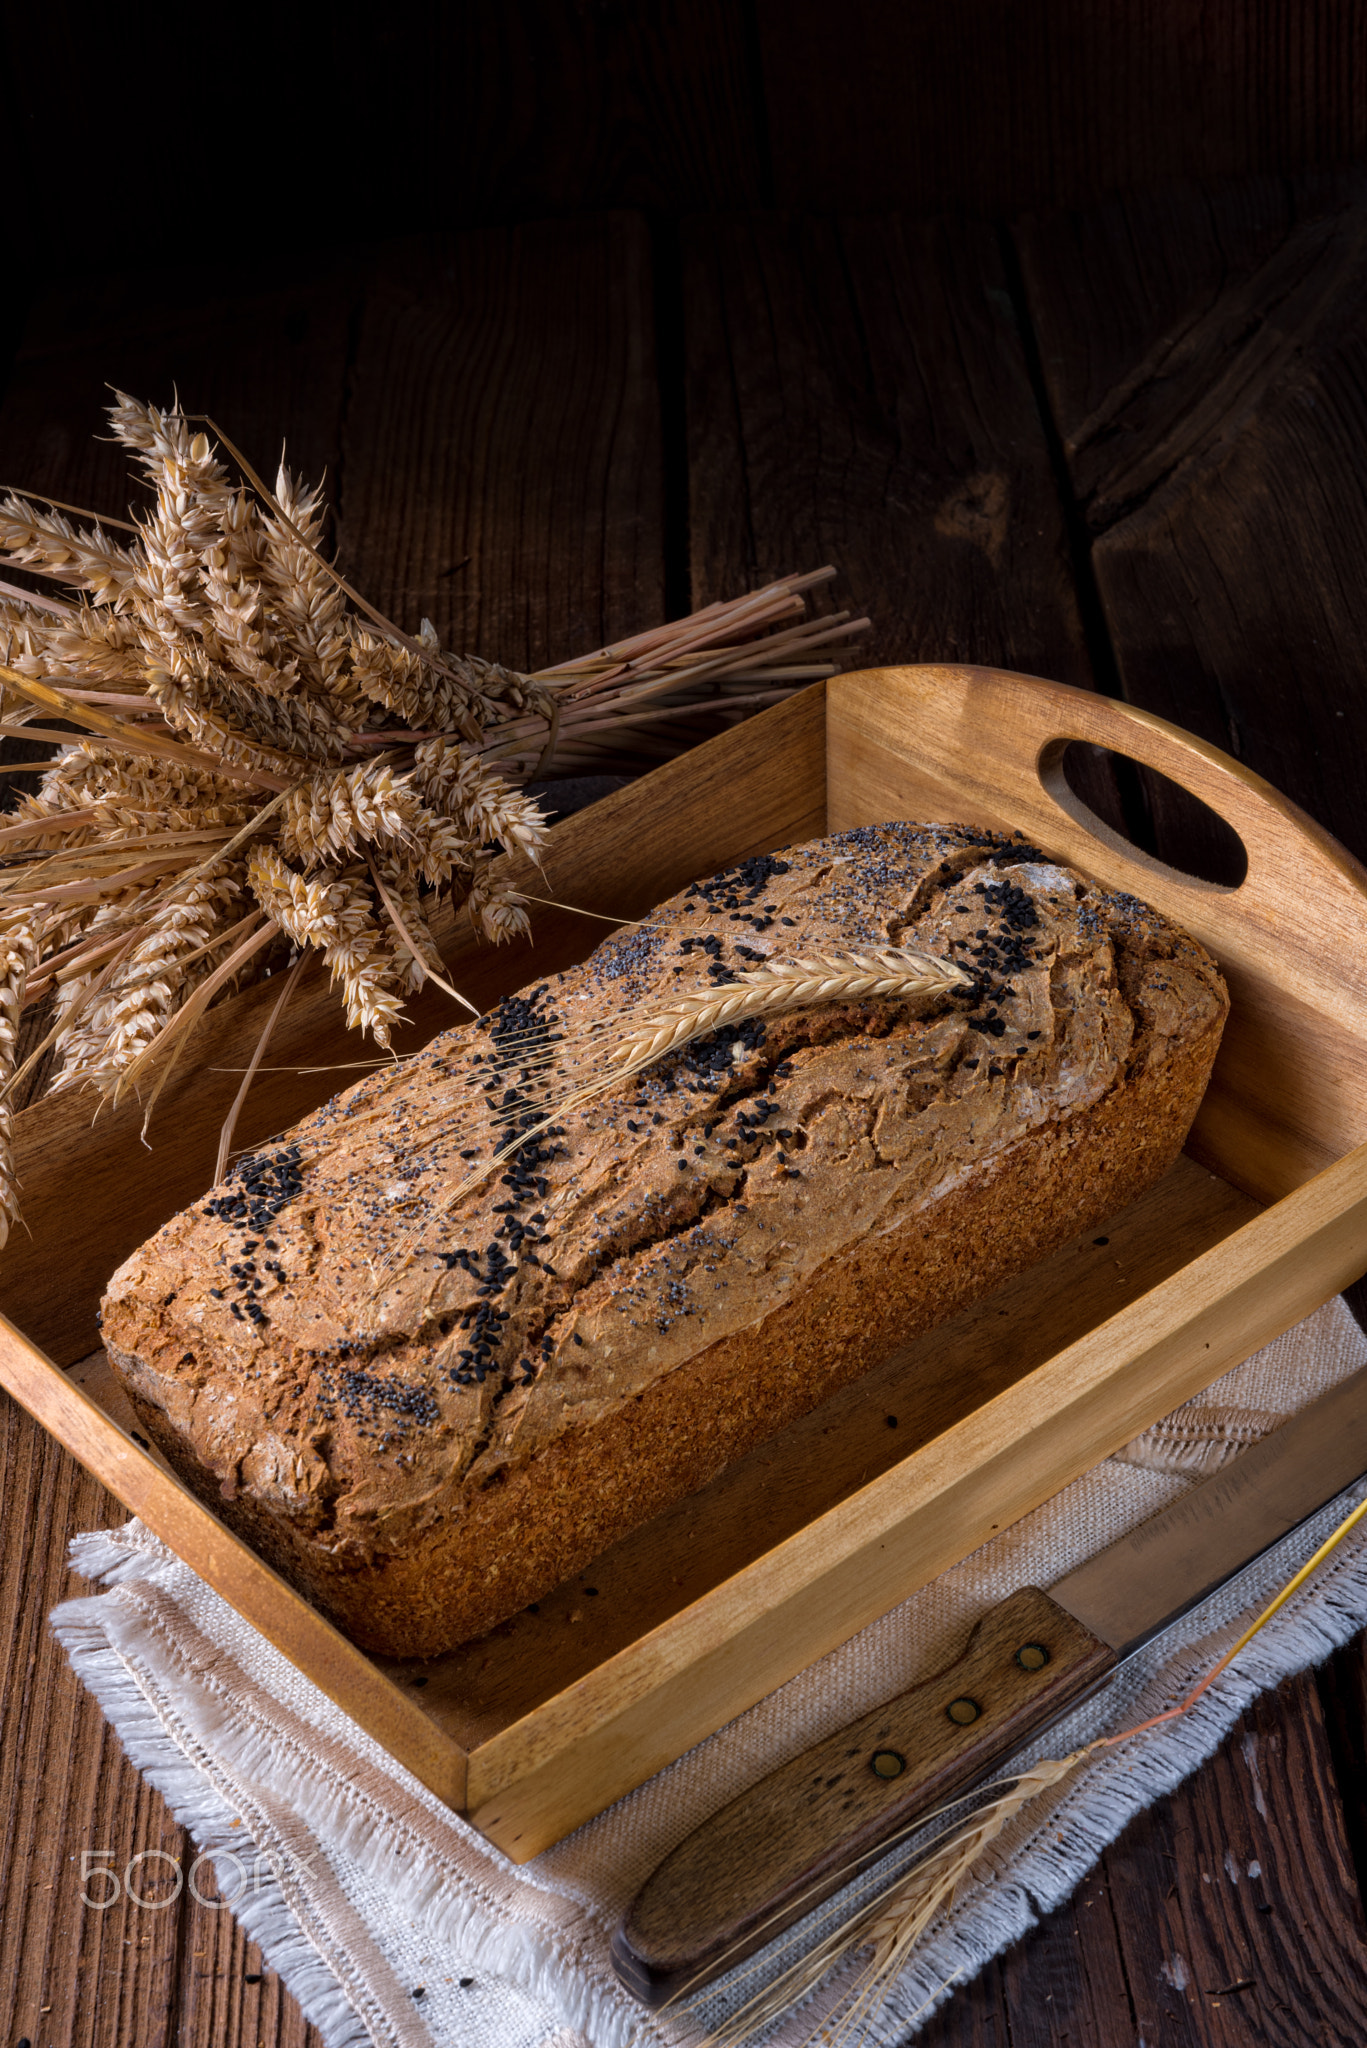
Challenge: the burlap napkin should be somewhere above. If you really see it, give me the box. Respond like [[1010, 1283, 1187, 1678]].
[[50, 1297, 1367, 2048]]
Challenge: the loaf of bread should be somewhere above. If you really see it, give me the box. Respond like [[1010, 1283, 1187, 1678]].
[[101, 822, 1229, 1657]]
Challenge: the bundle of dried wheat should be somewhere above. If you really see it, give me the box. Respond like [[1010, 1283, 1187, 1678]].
[[0, 395, 869, 1243]]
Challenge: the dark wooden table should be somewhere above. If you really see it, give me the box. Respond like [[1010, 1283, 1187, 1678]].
[[5, 167, 1367, 2046]]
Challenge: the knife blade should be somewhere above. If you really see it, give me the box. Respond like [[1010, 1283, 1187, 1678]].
[[612, 1359, 1367, 2006]]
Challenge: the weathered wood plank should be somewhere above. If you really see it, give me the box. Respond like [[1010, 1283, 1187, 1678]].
[[1009, 162, 1367, 2042], [990, 1868, 1135, 2047], [0, 1390, 183, 2048], [684, 212, 1091, 685], [914, 1956, 1010, 2046], [1100, 1672, 1367, 2043], [0, 255, 358, 533], [0, 259, 357, 2048], [757, 3, 1367, 219], [388, 1, 767, 219], [1318, 1630, 1367, 1907], [175, 1871, 316, 2048], [336, 215, 665, 683], [682, 210, 1142, 835], [1014, 168, 1367, 883], [7, 4, 764, 279]]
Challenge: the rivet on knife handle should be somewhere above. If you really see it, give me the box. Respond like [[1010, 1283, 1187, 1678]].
[[611, 1586, 1113, 2006]]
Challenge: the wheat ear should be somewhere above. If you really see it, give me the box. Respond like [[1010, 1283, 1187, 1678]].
[[691, 1752, 1088, 2048], [692, 1484, 1367, 2047], [607, 949, 974, 1072], [379, 946, 974, 1296], [0, 925, 37, 1244], [457, 945, 969, 1081]]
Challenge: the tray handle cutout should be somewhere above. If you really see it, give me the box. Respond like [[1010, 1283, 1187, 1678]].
[[1047, 737, 1250, 889], [830, 666, 1367, 1157], [1008, 680, 1366, 948], [844, 663, 1367, 980], [1038, 735, 1249, 896]]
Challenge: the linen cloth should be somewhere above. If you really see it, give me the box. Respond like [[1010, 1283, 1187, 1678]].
[[50, 1296, 1367, 2048]]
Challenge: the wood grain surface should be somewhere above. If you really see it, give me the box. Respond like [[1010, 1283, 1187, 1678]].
[[683, 211, 1092, 685], [14, 5, 1361, 272], [334, 217, 666, 678], [681, 209, 1138, 856], [757, 2, 1367, 218], [1015, 167, 1367, 886], [952, 1673, 1367, 2046], [5, 166, 1367, 2044], [5, 3, 766, 279]]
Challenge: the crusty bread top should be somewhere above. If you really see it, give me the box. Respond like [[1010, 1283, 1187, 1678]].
[[101, 821, 1228, 1564]]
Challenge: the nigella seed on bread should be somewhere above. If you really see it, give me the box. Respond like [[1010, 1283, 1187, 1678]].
[[100, 822, 1229, 1657]]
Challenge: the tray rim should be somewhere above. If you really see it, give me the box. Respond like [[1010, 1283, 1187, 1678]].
[[6, 663, 1367, 1859]]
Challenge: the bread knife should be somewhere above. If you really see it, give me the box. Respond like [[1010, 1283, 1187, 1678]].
[[612, 1361, 1367, 2005]]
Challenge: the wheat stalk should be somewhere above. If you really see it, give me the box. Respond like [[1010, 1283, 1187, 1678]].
[[687, 1753, 1088, 2048], [0, 393, 870, 1230], [213, 951, 307, 1185], [686, 1484, 1367, 2047], [0, 923, 37, 1243]]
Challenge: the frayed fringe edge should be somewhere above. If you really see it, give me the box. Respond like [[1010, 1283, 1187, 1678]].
[[60, 1536, 672, 2048], [51, 1599, 380, 2048]]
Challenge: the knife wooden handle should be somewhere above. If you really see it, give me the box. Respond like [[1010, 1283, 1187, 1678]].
[[612, 1585, 1114, 2004]]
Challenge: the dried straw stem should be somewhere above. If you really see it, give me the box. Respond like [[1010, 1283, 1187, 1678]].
[[214, 952, 306, 1184], [694, 1753, 1089, 2048], [0, 924, 36, 1244]]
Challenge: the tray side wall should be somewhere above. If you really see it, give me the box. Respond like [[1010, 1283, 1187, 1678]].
[[0, 1311, 470, 1808]]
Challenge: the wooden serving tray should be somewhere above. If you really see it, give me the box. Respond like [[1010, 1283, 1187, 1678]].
[[5, 664, 1367, 1861]]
